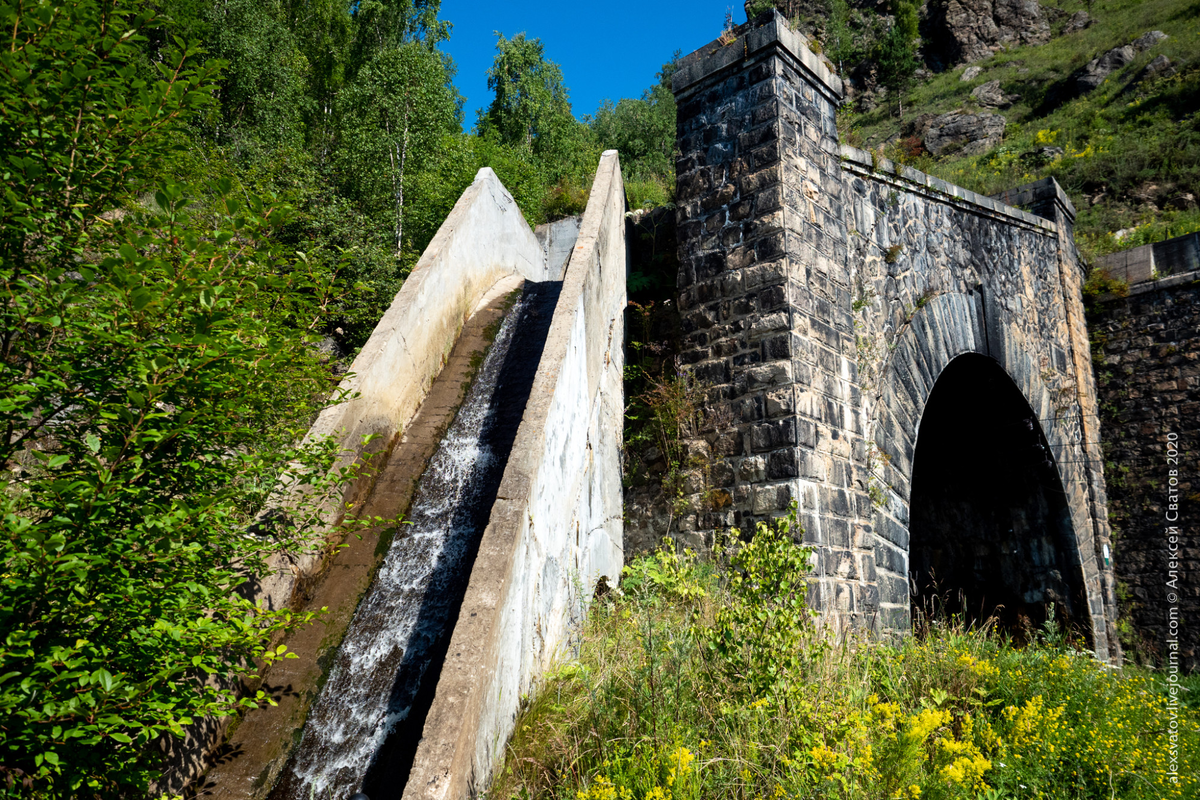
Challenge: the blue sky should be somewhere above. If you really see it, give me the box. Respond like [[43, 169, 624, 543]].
[[439, 0, 746, 129]]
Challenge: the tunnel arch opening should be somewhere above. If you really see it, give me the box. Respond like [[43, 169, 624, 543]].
[[907, 354, 1089, 643]]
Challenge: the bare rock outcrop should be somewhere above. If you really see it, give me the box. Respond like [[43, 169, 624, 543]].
[[1062, 10, 1094, 35], [1132, 30, 1169, 51], [1138, 54, 1177, 82], [926, 0, 1051, 66], [971, 79, 1019, 108], [1072, 31, 1169, 94], [922, 110, 1007, 156], [1074, 45, 1137, 92]]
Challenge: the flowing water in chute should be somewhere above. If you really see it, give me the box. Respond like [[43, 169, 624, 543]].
[[269, 282, 559, 799]]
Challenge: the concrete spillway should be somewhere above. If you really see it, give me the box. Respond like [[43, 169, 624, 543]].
[[269, 284, 560, 799], [186, 156, 626, 800]]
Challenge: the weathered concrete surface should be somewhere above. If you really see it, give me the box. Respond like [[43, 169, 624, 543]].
[[261, 167, 548, 610], [402, 152, 626, 800], [1090, 267, 1200, 672], [669, 10, 1116, 657], [190, 276, 524, 799], [536, 216, 582, 280]]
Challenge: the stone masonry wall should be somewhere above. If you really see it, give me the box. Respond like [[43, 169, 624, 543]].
[[1090, 273, 1200, 672], [843, 157, 1115, 650], [673, 13, 874, 624], [670, 11, 1117, 654]]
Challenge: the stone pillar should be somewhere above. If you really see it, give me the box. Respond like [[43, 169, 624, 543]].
[[672, 11, 878, 628]]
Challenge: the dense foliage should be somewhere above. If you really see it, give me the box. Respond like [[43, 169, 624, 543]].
[[591, 60, 679, 210], [0, 0, 688, 791], [494, 529, 1200, 800], [0, 0, 359, 793]]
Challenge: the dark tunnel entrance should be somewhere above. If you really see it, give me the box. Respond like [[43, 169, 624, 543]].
[[908, 354, 1089, 642]]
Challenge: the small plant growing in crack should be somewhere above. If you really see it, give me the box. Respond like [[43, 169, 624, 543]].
[[852, 285, 877, 313], [865, 440, 892, 510]]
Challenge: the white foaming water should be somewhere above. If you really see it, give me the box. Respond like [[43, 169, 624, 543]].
[[273, 296, 528, 799]]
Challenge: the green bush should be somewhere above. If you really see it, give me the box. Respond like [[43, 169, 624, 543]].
[[0, 1, 360, 792]]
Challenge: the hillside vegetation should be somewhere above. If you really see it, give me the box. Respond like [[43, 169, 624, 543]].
[[841, 0, 1200, 261], [0, 0, 671, 794], [493, 529, 1200, 800], [2, 0, 1194, 795]]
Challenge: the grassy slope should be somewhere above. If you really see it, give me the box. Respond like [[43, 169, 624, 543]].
[[847, 0, 1200, 261]]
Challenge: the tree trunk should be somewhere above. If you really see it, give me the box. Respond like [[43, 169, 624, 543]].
[[383, 108, 410, 256]]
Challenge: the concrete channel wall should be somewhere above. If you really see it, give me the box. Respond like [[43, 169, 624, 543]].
[[259, 167, 548, 613], [1093, 231, 1200, 286], [402, 151, 627, 800]]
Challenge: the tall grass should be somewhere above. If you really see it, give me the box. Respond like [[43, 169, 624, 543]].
[[493, 525, 1199, 800]]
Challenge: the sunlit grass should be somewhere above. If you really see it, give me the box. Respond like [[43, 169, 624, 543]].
[[493, 542, 1200, 800], [846, 0, 1200, 259]]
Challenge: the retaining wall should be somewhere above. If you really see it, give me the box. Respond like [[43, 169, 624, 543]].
[[1090, 269, 1200, 672], [402, 151, 627, 800], [1093, 231, 1200, 286]]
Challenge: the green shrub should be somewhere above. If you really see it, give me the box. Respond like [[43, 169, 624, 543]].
[[0, 2, 362, 792], [1083, 267, 1131, 301]]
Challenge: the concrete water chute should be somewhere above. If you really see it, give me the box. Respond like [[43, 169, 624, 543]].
[[189, 156, 626, 800]]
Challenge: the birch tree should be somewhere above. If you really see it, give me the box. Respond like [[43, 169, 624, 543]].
[[335, 42, 459, 255]]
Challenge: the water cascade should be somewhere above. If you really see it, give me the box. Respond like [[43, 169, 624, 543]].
[[269, 283, 560, 799]]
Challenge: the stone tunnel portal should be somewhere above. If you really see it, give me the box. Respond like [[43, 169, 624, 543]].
[[908, 354, 1089, 642]]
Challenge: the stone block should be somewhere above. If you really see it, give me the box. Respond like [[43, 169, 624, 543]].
[[765, 387, 794, 418], [820, 485, 853, 517], [749, 311, 790, 340], [751, 418, 797, 452], [739, 455, 767, 483], [768, 448, 798, 479], [753, 483, 791, 514], [824, 517, 850, 548], [747, 361, 792, 389], [762, 333, 791, 361]]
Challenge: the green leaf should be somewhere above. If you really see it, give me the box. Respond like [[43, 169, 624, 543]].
[[131, 287, 155, 311], [93, 668, 115, 691]]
